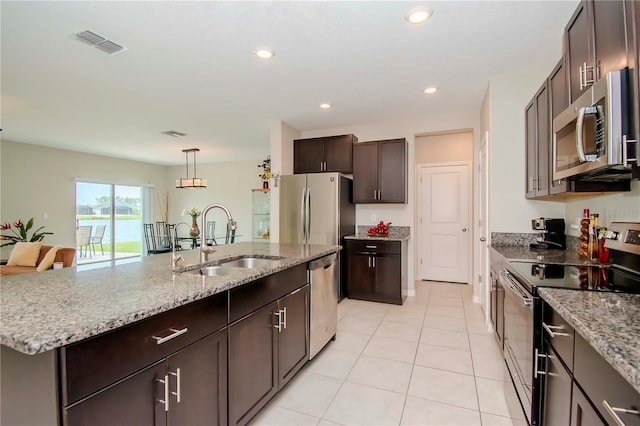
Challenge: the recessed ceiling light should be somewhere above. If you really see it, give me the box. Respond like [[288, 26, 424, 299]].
[[320, 103, 332, 109], [423, 86, 438, 94], [254, 48, 275, 59], [406, 6, 433, 24]]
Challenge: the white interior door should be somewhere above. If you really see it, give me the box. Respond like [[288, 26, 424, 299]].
[[419, 163, 470, 283]]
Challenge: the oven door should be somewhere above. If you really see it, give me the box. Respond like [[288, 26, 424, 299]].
[[500, 270, 536, 425]]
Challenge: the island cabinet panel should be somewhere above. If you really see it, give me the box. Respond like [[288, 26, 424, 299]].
[[228, 268, 309, 426], [64, 329, 228, 426], [60, 291, 228, 406], [571, 383, 606, 426], [293, 134, 356, 174], [353, 139, 407, 203]]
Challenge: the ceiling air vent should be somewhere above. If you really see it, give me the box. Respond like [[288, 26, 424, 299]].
[[73, 30, 127, 56]]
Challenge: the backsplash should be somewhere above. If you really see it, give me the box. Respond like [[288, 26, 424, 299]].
[[356, 225, 411, 239], [491, 232, 580, 251]]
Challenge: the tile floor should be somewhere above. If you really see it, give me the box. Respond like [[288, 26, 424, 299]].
[[250, 280, 526, 426]]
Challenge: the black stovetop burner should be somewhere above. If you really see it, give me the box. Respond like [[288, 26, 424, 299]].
[[508, 222, 640, 295]]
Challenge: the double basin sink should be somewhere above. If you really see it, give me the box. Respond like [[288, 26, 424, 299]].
[[188, 255, 284, 277]]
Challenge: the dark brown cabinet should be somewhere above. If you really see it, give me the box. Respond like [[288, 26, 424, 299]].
[[353, 138, 407, 203], [65, 329, 228, 426], [489, 265, 504, 349], [525, 81, 550, 198], [346, 239, 406, 305], [61, 292, 229, 426], [540, 302, 640, 426], [565, 0, 628, 103], [293, 134, 356, 174], [228, 266, 309, 426]]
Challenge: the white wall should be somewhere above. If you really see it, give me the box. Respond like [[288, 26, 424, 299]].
[[564, 181, 640, 236], [269, 121, 302, 243], [415, 131, 473, 163], [0, 139, 168, 258], [166, 159, 264, 243]]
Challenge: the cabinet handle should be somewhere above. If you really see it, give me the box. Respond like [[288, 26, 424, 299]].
[[372, 257, 376, 268], [169, 368, 181, 403], [157, 375, 169, 412], [368, 256, 371, 268], [534, 348, 547, 379], [282, 307, 287, 330], [152, 327, 188, 345], [365, 245, 377, 249], [542, 322, 570, 337], [603, 400, 640, 426], [274, 310, 282, 332], [579, 64, 584, 90], [623, 135, 640, 166]]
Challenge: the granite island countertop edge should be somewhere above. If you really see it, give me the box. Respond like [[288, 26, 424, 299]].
[[538, 288, 640, 395], [0, 242, 340, 355]]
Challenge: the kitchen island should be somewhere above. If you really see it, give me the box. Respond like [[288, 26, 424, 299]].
[[1, 242, 340, 426]]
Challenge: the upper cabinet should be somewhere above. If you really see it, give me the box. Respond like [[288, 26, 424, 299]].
[[565, 0, 628, 103], [293, 134, 357, 174], [353, 138, 407, 203], [525, 81, 550, 198]]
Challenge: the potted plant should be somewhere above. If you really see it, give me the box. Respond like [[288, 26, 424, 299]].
[[0, 218, 53, 247]]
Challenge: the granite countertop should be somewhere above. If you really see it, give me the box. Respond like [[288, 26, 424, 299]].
[[490, 245, 606, 266], [345, 234, 409, 242], [539, 288, 640, 394], [0, 242, 339, 355]]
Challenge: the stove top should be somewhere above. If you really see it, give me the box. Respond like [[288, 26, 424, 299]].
[[507, 222, 640, 295]]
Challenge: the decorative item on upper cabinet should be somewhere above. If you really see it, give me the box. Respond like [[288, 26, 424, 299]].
[[258, 155, 271, 189], [293, 134, 357, 174]]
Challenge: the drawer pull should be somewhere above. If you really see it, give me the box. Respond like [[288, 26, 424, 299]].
[[282, 307, 287, 330], [542, 322, 569, 338], [170, 368, 181, 403], [157, 375, 169, 411], [365, 245, 377, 249], [274, 310, 282, 332], [152, 327, 188, 345], [603, 400, 640, 426]]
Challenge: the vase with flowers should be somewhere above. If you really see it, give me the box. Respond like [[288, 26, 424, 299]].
[[1, 218, 53, 247], [182, 208, 201, 237]]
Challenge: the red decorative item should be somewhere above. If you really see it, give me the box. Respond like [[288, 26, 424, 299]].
[[263, 180, 269, 189]]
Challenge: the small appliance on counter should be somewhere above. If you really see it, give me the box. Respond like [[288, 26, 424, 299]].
[[530, 218, 566, 250]]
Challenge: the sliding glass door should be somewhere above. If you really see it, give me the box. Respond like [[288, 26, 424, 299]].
[[75, 182, 142, 264]]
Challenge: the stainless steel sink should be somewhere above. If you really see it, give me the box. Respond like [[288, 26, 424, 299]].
[[220, 257, 278, 268], [193, 266, 247, 277]]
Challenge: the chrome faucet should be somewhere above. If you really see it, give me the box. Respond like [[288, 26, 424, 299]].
[[200, 203, 236, 263], [171, 229, 183, 271]]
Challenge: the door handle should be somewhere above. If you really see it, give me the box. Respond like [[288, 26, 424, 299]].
[[480, 237, 486, 242], [462, 228, 467, 232]]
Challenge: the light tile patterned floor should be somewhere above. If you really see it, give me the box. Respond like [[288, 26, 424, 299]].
[[250, 281, 524, 426]]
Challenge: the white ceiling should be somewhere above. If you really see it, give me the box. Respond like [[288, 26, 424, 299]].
[[1, 0, 578, 166]]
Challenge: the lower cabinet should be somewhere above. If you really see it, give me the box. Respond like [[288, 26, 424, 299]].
[[64, 329, 228, 426], [346, 239, 406, 305], [540, 301, 640, 426], [228, 284, 309, 426]]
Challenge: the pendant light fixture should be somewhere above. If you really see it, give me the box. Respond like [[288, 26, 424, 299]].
[[176, 148, 207, 189]]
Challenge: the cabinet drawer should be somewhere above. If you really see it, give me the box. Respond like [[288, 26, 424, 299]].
[[346, 239, 400, 255], [574, 334, 640, 426], [229, 264, 307, 323], [542, 304, 575, 371], [60, 292, 228, 406]]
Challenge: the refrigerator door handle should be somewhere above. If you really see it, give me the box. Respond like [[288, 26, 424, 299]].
[[300, 187, 307, 243], [305, 187, 312, 244]]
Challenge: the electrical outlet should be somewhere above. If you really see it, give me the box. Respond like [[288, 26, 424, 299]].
[[371, 214, 377, 223]]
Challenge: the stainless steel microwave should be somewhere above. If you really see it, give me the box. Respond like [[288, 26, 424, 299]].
[[552, 68, 637, 181]]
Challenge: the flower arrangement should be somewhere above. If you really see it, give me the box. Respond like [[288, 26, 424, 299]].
[[258, 155, 271, 181], [182, 207, 201, 219], [0, 218, 53, 247]]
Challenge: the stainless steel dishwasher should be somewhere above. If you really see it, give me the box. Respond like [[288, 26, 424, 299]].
[[309, 253, 338, 359]]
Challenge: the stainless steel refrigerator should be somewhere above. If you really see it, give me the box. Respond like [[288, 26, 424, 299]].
[[279, 172, 355, 300]]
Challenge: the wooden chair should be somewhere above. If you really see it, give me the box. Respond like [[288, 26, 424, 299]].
[[90, 224, 106, 255], [143, 223, 171, 255], [76, 225, 93, 258]]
